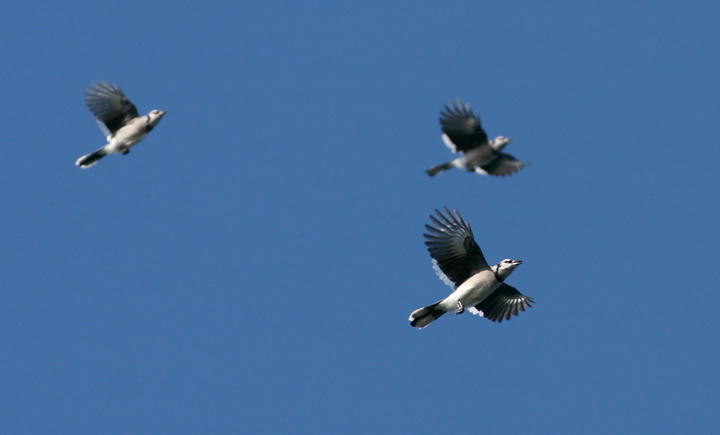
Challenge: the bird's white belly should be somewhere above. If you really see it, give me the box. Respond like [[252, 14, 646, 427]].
[[440, 270, 499, 310], [106, 127, 148, 153], [457, 147, 495, 169]]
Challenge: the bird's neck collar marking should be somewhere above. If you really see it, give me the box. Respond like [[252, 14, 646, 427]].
[[494, 265, 505, 282]]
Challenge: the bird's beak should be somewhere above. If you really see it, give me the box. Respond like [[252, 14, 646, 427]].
[[159, 110, 168, 117], [514, 260, 523, 265]]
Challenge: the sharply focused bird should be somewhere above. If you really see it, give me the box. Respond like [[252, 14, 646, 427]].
[[409, 207, 533, 329], [76, 81, 167, 168], [426, 100, 526, 177]]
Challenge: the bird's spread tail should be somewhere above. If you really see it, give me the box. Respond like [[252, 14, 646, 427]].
[[425, 161, 454, 177], [409, 300, 446, 329], [75, 148, 108, 168]]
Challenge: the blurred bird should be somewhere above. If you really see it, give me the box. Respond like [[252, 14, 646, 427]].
[[409, 207, 533, 329], [426, 100, 526, 177], [76, 81, 167, 168]]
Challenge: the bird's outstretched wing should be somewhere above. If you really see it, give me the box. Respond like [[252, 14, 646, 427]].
[[471, 283, 534, 322], [424, 207, 490, 288], [85, 82, 139, 136], [478, 153, 526, 177], [439, 100, 488, 153]]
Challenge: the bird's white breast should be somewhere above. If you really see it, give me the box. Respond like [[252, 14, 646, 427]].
[[106, 118, 149, 152], [460, 147, 496, 168], [440, 270, 500, 310]]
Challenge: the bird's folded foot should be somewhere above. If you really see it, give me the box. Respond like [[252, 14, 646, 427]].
[[455, 301, 464, 315], [121, 148, 130, 155]]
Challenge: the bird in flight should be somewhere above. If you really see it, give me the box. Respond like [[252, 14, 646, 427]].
[[426, 100, 526, 177], [410, 207, 534, 329], [76, 81, 167, 168]]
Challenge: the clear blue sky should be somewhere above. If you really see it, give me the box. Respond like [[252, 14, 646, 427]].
[[1, 1, 719, 433]]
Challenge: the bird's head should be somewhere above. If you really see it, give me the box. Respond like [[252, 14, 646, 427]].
[[490, 136, 512, 151], [147, 110, 167, 127], [495, 259, 522, 280]]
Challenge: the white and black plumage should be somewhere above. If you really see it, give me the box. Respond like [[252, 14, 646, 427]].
[[76, 82, 167, 168], [409, 207, 533, 329], [426, 100, 526, 177]]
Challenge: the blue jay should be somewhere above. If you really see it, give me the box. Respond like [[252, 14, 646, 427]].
[[410, 208, 533, 329], [76, 82, 167, 168], [426, 100, 526, 177]]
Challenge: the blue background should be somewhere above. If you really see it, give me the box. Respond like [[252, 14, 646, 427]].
[[1, 1, 719, 433]]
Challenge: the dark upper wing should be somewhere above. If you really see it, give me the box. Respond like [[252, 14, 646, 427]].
[[479, 153, 526, 177], [474, 283, 534, 322], [423, 207, 490, 288], [85, 82, 139, 135], [439, 100, 488, 153]]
